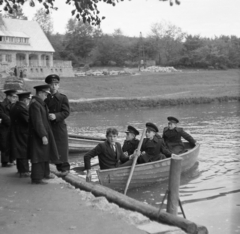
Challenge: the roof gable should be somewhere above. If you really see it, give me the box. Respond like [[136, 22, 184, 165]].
[[0, 18, 55, 53]]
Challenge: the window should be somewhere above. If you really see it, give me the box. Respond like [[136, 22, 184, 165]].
[[0, 36, 2, 41], [6, 54, 12, 63], [0, 54, 2, 62]]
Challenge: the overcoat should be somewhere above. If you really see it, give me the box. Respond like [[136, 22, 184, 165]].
[[122, 138, 139, 155], [45, 92, 70, 163], [84, 141, 128, 170], [162, 127, 196, 154], [28, 96, 59, 164], [10, 101, 29, 160], [140, 135, 172, 163], [0, 98, 11, 151]]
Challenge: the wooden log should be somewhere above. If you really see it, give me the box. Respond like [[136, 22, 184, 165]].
[[167, 155, 182, 216], [68, 133, 105, 141], [50, 165, 208, 234]]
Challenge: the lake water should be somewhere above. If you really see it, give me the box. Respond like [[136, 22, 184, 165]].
[[67, 102, 240, 233]]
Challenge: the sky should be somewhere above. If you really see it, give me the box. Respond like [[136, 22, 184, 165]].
[[9, 0, 240, 38]]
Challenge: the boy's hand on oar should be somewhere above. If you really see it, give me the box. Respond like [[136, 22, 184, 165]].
[[86, 170, 92, 182]]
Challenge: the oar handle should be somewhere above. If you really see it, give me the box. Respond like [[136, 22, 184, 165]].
[[124, 128, 146, 195]]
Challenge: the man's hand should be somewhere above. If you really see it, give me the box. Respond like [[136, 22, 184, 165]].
[[42, 136, 48, 145], [86, 170, 92, 182], [49, 113, 56, 121], [123, 152, 128, 157]]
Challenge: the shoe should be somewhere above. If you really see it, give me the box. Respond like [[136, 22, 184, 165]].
[[59, 171, 69, 176], [2, 163, 12, 167], [19, 172, 30, 178], [31, 180, 48, 185], [44, 174, 55, 179]]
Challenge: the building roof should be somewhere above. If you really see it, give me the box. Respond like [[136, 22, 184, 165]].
[[0, 18, 54, 53]]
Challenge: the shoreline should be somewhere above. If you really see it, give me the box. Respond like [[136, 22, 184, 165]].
[[69, 95, 240, 112]]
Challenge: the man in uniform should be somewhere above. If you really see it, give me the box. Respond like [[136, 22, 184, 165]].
[[122, 125, 139, 156], [162, 116, 196, 154], [45, 74, 70, 176], [10, 92, 31, 177], [0, 89, 18, 167], [28, 85, 59, 184], [134, 122, 172, 164], [84, 128, 130, 182]]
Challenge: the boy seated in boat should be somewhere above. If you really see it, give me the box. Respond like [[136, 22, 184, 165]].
[[162, 116, 196, 154], [84, 127, 131, 182], [122, 125, 140, 157], [130, 122, 172, 164]]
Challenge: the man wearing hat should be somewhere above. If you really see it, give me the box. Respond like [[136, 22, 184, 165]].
[[10, 92, 31, 177], [28, 85, 59, 184], [162, 116, 196, 154], [44, 74, 70, 175], [134, 122, 172, 164], [122, 125, 140, 158], [0, 89, 18, 167]]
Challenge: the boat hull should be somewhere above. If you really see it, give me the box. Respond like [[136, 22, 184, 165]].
[[96, 143, 200, 191]]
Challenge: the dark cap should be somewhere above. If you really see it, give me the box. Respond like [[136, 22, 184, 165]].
[[45, 74, 60, 84], [4, 89, 17, 96], [17, 91, 31, 99], [33, 85, 50, 94], [167, 116, 179, 124], [146, 122, 158, 132], [125, 125, 139, 136]]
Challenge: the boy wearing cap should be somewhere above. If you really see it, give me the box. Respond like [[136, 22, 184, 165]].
[[28, 85, 59, 184], [0, 89, 18, 167], [122, 125, 140, 157], [10, 92, 31, 177], [135, 122, 172, 164], [162, 116, 196, 154], [45, 74, 70, 175]]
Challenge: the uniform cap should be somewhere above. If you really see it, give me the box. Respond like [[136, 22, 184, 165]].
[[33, 85, 50, 94], [4, 89, 17, 96], [17, 91, 31, 99], [45, 74, 60, 84], [125, 125, 139, 136], [167, 116, 179, 123], [146, 122, 158, 132]]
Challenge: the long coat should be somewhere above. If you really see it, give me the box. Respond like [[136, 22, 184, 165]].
[[45, 92, 70, 163], [162, 127, 196, 154], [28, 96, 59, 164], [84, 141, 128, 170], [122, 138, 139, 155], [140, 135, 172, 163], [0, 98, 12, 151], [10, 101, 29, 160]]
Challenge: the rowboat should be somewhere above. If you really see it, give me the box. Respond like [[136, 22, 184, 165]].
[[96, 142, 200, 191], [68, 133, 105, 153]]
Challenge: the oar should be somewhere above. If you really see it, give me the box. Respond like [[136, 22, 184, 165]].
[[124, 128, 146, 195]]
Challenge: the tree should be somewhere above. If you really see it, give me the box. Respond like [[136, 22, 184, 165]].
[[3, 5, 27, 20], [0, 0, 180, 26], [32, 8, 53, 36]]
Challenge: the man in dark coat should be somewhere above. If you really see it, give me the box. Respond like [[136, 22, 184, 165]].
[[28, 85, 59, 184], [45, 74, 70, 175], [122, 125, 140, 156], [0, 89, 18, 167], [10, 92, 31, 177], [162, 116, 196, 154], [136, 122, 172, 164], [84, 128, 129, 182]]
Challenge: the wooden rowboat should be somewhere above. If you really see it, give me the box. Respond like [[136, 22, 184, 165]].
[[68, 133, 105, 153], [96, 143, 200, 191]]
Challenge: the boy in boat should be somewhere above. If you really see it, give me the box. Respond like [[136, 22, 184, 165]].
[[122, 125, 140, 157], [84, 128, 131, 182], [130, 122, 172, 164], [162, 116, 196, 154]]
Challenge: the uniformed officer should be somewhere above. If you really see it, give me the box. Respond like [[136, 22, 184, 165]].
[[162, 116, 196, 154], [28, 85, 59, 184], [134, 122, 172, 164], [0, 89, 18, 167], [122, 125, 140, 157], [10, 91, 31, 177], [45, 74, 70, 175]]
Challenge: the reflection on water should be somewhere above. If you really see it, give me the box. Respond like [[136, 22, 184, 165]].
[[67, 102, 240, 232]]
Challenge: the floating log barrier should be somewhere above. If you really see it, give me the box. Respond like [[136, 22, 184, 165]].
[[68, 133, 105, 141], [50, 165, 208, 234]]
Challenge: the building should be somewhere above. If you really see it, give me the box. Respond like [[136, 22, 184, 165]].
[[0, 17, 74, 78]]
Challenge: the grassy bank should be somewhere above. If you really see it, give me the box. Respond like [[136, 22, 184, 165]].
[[24, 69, 240, 112]]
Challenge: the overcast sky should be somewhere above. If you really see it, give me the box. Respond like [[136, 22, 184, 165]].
[[22, 0, 240, 38]]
